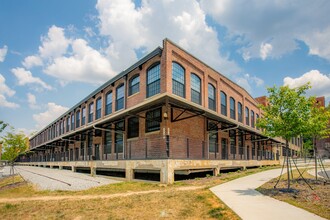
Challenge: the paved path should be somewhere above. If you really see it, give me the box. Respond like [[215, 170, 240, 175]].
[[210, 169, 325, 220], [1, 166, 121, 191]]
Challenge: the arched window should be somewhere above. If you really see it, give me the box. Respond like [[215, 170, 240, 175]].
[[147, 63, 160, 97], [208, 84, 216, 111], [129, 75, 140, 96], [221, 91, 227, 116], [230, 97, 235, 119], [238, 102, 243, 122], [116, 84, 124, 111], [245, 107, 250, 126], [172, 62, 185, 98], [88, 102, 94, 123], [105, 92, 112, 115], [96, 97, 102, 119], [251, 110, 255, 128], [76, 111, 80, 128], [191, 73, 201, 105], [71, 114, 75, 131]]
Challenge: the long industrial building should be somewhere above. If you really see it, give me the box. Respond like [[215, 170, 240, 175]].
[[19, 39, 302, 183]]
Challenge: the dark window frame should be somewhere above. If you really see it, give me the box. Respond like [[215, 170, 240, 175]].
[[127, 117, 139, 138], [146, 108, 162, 132], [105, 92, 112, 115], [129, 75, 140, 96], [230, 97, 235, 119], [116, 84, 124, 111], [76, 111, 80, 128], [146, 62, 161, 98], [88, 102, 94, 123], [245, 107, 250, 126], [221, 91, 227, 116], [208, 83, 216, 111], [96, 97, 102, 119], [172, 62, 185, 98], [191, 73, 201, 105], [238, 102, 243, 123]]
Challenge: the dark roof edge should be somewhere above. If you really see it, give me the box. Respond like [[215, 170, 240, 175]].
[[30, 46, 163, 139]]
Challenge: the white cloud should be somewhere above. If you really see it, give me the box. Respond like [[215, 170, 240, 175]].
[[0, 74, 19, 108], [0, 45, 8, 62], [260, 43, 273, 60], [27, 93, 40, 109], [39, 25, 70, 59], [284, 70, 330, 98], [235, 73, 264, 93], [44, 38, 115, 84], [200, 0, 330, 61], [22, 55, 43, 69], [11, 67, 52, 90], [33, 102, 68, 130], [96, 0, 240, 75]]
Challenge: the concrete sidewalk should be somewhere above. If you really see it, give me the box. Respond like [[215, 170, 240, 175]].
[[210, 169, 325, 220]]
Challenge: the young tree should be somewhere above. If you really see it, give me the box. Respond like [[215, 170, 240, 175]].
[[257, 83, 315, 189], [0, 120, 8, 133], [304, 103, 330, 179], [1, 129, 29, 161]]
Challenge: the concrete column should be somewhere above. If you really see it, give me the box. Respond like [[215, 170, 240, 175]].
[[161, 160, 174, 184], [213, 166, 220, 176], [125, 161, 134, 181], [72, 166, 76, 172]]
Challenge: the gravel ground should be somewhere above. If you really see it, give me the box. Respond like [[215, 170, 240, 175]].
[[1, 165, 121, 191]]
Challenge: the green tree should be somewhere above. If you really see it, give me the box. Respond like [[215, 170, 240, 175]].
[[304, 103, 330, 179], [0, 120, 8, 133], [257, 83, 315, 189], [1, 129, 29, 161]]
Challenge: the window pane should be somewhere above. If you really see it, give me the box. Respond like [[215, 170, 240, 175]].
[[82, 107, 86, 125], [147, 64, 160, 97], [146, 108, 161, 132], [208, 84, 216, 111], [230, 97, 235, 119], [129, 75, 140, 96], [96, 98, 102, 119], [221, 92, 227, 116], [104, 126, 112, 154], [116, 84, 124, 111], [191, 74, 201, 104], [115, 121, 124, 153], [238, 102, 243, 123], [89, 103, 94, 123], [251, 110, 255, 128], [172, 62, 185, 98], [76, 111, 80, 128], [106, 92, 112, 115], [128, 117, 139, 138], [245, 107, 249, 126]]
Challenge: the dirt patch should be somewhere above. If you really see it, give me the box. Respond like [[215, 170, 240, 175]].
[[257, 171, 330, 219]]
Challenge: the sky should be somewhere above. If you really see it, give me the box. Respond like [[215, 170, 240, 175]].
[[1, 0, 330, 136]]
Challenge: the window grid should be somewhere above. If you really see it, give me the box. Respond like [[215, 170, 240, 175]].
[[105, 92, 112, 115], [115, 121, 124, 153], [147, 64, 160, 97], [245, 107, 250, 126], [208, 84, 216, 111], [191, 74, 201, 105], [238, 102, 243, 123], [76, 111, 80, 128], [128, 117, 139, 138], [230, 97, 235, 119], [104, 126, 112, 154], [71, 114, 75, 131], [221, 91, 227, 116], [146, 108, 161, 132], [96, 98, 102, 119], [116, 84, 124, 111], [66, 117, 70, 132], [82, 107, 86, 125], [88, 102, 94, 123], [230, 130, 236, 155], [251, 110, 255, 128], [172, 62, 185, 98], [256, 114, 260, 130], [129, 75, 140, 96]]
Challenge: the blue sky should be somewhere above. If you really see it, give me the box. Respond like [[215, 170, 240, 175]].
[[1, 0, 330, 136]]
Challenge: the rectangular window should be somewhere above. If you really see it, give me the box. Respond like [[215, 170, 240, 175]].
[[105, 92, 112, 115], [104, 127, 112, 154], [96, 98, 102, 119], [146, 108, 161, 132], [88, 132, 93, 158], [251, 110, 255, 128], [82, 107, 86, 125], [76, 111, 80, 128], [230, 98, 235, 119], [128, 117, 139, 138], [115, 121, 124, 153], [208, 84, 216, 111], [245, 107, 250, 126], [230, 130, 236, 155], [238, 102, 243, 123], [88, 102, 94, 123], [191, 74, 201, 105], [116, 84, 124, 111], [66, 117, 70, 132], [80, 141, 85, 157], [71, 114, 75, 131], [209, 132, 218, 153], [59, 122, 62, 135]]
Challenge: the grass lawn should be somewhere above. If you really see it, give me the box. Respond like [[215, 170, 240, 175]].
[[0, 166, 277, 219], [257, 169, 330, 219]]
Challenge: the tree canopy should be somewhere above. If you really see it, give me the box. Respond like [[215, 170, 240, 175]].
[[1, 129, 29, 161], [257, 83, 315, 141], [0, 120, 8, 133]]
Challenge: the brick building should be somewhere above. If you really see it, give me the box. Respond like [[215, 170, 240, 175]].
[[315, 97, 330, 158], [20, 39, 302, 183]]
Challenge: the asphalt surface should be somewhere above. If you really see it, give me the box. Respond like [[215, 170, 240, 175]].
[[1, 165, 121, 191]]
